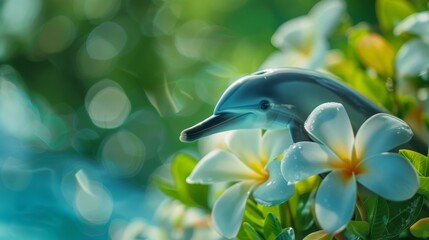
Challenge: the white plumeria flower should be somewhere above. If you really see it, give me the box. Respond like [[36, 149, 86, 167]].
[[394, 12, 429, 78], [394, 12, 429, 42], [155, 200, 222, 240], [281, 102, 419, 234], [395, 39, 429, 78], [261, 0, 345, 69], [187, 129, 294, 238]]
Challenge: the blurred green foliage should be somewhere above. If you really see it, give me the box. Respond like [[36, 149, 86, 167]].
[[0, 0, 383, 185], [5, 0, 429, 239]]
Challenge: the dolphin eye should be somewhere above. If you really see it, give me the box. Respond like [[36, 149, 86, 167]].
[[260, 100, 270, 111]]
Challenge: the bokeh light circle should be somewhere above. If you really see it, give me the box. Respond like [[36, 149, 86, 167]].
[[75, 181, 113, 225], [38, 16, 77, 54], [85, 80, 131, 129], [100, 130, 146, 177], [86, 21, 127, 60]]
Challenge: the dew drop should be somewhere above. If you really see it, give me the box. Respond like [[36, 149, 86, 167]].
[[294, 173, 300, 181]]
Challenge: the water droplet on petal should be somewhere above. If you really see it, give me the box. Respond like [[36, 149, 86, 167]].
[[294, 173, 300, 181]]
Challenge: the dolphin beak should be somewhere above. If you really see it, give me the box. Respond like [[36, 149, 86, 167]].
[[180, 113, 251, 142]]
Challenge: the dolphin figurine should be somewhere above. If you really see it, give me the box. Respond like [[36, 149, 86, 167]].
[[180, 68, 427, 154]]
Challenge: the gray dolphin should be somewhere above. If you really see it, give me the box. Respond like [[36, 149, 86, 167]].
[[180, 68, 427, 154]]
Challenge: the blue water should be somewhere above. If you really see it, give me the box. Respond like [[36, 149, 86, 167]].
[[0, 131, 161, 240]]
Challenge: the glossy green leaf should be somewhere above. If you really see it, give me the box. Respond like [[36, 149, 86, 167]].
[[303, 230, 331, 240], [275, 227, 295, 240], [243, 200, 265, 234], [345, 221, 369, 240], [243, 222, 264, 240], [366, 195, 424, 239], [171, 153, 209, 208], [246, 199, 265, 221], [399, 149, 429, 176], [264, 213, 283, 240], [376, 0, 415, 32], [410, 217, 429, 238], [399, 150, 429, 199], [418, 176, 429, 198], [365, 196, 389, 239]]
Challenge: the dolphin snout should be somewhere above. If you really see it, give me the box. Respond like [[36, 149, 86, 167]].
[[180, 113, 251, 142]]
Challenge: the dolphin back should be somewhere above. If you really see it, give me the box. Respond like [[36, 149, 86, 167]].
[[265, 69, 427, 154]]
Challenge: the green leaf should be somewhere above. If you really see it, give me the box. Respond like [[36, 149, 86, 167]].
[[153, 176, 180, 200], [275, 228, 295, 240], [410, 217, 429, 238], [243, 222, 264, 240], [397, 94, 417, 119], [365, 196, 389, 239], [366, 195, 424, 239], [376, 0, 415, 32], [264, 213, 282, 240], [399, 149, 429, 176], [348, 23, 371, 48], [345, 221, 370, 240], [171, 153, 209, 208], [417, 176, 429, 198], [303, 230, 331, 240], [246, 199, 265, 219], [295, 191, 316, 232], [243, 200, 265, 232], [400, 150, 429, 199]]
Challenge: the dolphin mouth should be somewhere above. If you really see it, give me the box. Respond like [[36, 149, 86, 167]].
[[180, 113, 250, 142]]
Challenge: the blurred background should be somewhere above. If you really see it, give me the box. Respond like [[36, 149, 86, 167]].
[[0, 0, 377, 239]]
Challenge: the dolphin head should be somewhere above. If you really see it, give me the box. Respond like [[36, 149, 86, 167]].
[[180, 68, 304, 142]]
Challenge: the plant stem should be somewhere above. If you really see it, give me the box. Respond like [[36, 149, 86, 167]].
[[388, 76, 401, 116]]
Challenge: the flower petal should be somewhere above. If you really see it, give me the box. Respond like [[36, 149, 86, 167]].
[[396, 39, 429, 78], [198, 132, 228, 155], [187, 150, 260, 184], [357, 153, 419, 201], [253, 160, 294, 206], [310, 0, 345, 37], [315, 171, 357, 233], [225, 129, 264, 171], [306, 39, 328, 69], [212, 181, 254, 238], [354, 113, 413, 160], [261, 129, 293, 163], [281, 142, 342, 183], [259, 50, 313, 69], [304, 102, 354, 160], [272, 16, 313, 50], [394, 12, 429, 41]]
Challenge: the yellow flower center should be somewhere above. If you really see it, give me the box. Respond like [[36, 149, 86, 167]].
[[329, 153, 366, 181], [246, 155, 269, 182]]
